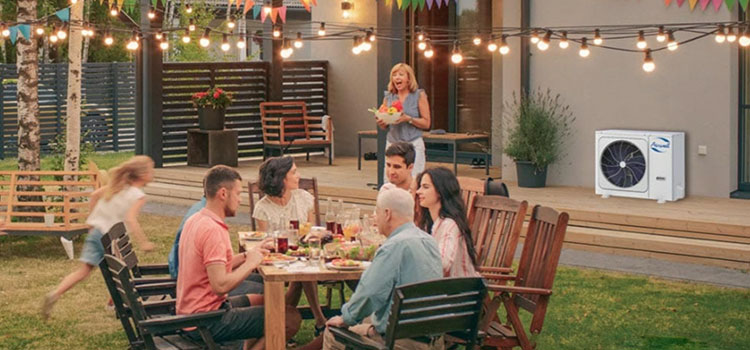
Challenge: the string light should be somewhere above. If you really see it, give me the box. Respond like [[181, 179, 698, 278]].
[[499, 35, 510, 55], [188, 19, 196, 32], [281, 39, 293, 58], [57, 25, 67, 40], [593, 29, 603, 45], [451, 41, 463, 64], [739, 26, 750, 47], [263, 2, 272, 15], [126, 31, 139, 51], [200, 28, 210, 47], [727, 26, 737, 43], [71, 0, 77, 4], [537, 30, 551, 51], [227, 16, 236, 30], [49, 31, 59, 43], [237, 36, 247, 49], [667, 30, 679, 51], [530, 30, 539, 44], [715, 24, 726, 43], [559, 31, 569, 49], [579, 37, 590, 58], [417, 28, 425, 42], [642, 49, 655, 73], [487, 39, 498, 52], [294, 32, 303, 48], [367, 28, 376, 42], [35, 26, 44, 36], [0, 24, 7, 38], [341, 0, 353, 19], [109, 1, 118, 16], [272, 25, 281, 38], [656, 26, 666, 42], [155, 31, 163, 40], [185, 4, 193, 14], [362, 37, 372, 51], [352, 36, 362, 55], [221, 34, 230, 52], [148, 7, 156, 20], [424, 39, 434, 58], [417, 37, 427, 51], [104, 31, 113, 46], [181, 29, 191, 43], [636, 30, 647, 50], [318, 22, 326, 36], [473, 31, 482, 46], [160, 40, 169, 50]]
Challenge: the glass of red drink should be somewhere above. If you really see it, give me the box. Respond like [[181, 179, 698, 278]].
[[326, 221, 336, 232], [276, 237, 288, 254], [290, 220, 299, 229]]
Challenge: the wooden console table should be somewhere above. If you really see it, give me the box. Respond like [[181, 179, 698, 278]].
[[187, 129, 238, 167]]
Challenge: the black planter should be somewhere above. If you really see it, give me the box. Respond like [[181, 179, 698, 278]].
[[515, 161, 548, 188], [198, 107, 226, 130]]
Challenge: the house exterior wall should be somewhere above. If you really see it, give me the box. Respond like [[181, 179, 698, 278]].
[[501, 0, 738, 197]]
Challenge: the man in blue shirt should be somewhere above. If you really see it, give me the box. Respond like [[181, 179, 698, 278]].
[[323, 188, 443, 350]]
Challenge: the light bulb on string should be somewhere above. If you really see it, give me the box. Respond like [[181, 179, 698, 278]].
[[160, 40, 169, 50], [35, 26, 45, 36], [188, 19, 196, 32], [642, 49, 655, 73], [424, 39, 434, 58], [155, 31, 163, 40], [636, 30, 647, 50], [237, 36, 247, 49], [473, 31, 482, 46], [739, 27, 750, 47], [294, 32, 303, 49], [715, 24, 726, 43], [126, 31, 139, 51], [352, 36, 362, 55], [272, 25, 281, 38], [727, 26, 737, 43], [49, 32, 59, 43], [367, 28, 376, 42], [57, 25, 67, 40], [593, 29, 603, 45], [579, 37, 590, 58], [559, 31, 569, 49], [104, 31, 113, 46], [110, 1, 119, 16], [281, 39, 293, 58], [487, 39, 498, 52], [182, 29, 191, 43], [263, 2, 272, 15], [537, 30, 551, 51], [667, 30, 679, 51], [417, 28, 425, 42], [185, 4, 193, 14], [362, 36, 372, 51], [221, 34, 230, 52], [451, 41, 463, 64], [318, 22, 326, 36], [200, 28, 210, 47], [417, 37, 427, 51], [530, 29, 539, 44], [499, 35, 510, 55], [0, 24, 8, 38], [656, 26, 666, 42], [71, 0, 77, 4], [148, 7, 156, 20], [227, 16, 236, 30]]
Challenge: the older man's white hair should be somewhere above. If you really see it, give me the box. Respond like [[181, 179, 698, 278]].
[[376, 187, 414, 220]]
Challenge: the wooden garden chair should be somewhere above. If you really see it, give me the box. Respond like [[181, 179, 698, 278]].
[[457, 176, 486, 222], [467, 195, 528, 284], [482, 205, 569, 350], [246, 177, 321, 231], [329, 277, 487, 350], [103, 254, 232, 350], [260, 101, 333, 164]]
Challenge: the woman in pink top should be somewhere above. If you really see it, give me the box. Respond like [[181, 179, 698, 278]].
[[416, 167, 479, 278]]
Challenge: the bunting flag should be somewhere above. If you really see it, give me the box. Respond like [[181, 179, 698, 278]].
[[253, 5, 261, 18], [676, 0, 686, 5], [260, 7, 267, 22], [741, 0, 749, 10], [713, 0, 723, 10], [300, 0, 310, 12], [279, 5, 287, 23], [397, 0, 404, 10], [689, 0, 699, 9], [151, 0, 159, 7], [55, 8, 70, 22], [270, 7, 278, 23], [418, 0, 426, 11], [426, 0, 434, 9], [244, 0, 255, 15], [9, 26, 18, 45], [725, 0, 735, 11], [17, 24, 30, 41], [665, 0, 672, 5], [699, 0, 711, 9], [311, 0, 317, 6], [386, 0, 392, 6]]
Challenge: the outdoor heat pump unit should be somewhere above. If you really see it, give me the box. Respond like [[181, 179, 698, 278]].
[[595, 130, 685, 203]]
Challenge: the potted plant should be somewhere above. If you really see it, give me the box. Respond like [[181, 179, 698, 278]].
[[192, 87, 233, 130], [503, 88, 574, 188]]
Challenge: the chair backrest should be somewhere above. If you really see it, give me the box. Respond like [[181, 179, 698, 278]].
[[104, 254, 151, 325], [100, 222, 145, 277], [467, 195, 528, 283], [485, 178, 510, 197], [260, 101, 311, 143], [383, 277, 487, 350], [457, 176, 485, 222], [514, 205, 569, 334], [247, 177, 321, 231]]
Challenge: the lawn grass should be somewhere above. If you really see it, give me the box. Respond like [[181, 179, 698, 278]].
[[0, 151, 134, 171], [1, 212, 749, 349]]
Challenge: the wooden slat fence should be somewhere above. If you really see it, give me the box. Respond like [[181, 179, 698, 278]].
[[0, 62, 136, 158], [161, 60, 328, 164]]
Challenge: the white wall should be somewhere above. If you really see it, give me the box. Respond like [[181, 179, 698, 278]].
[[501, 0, 738, 197], [309, 0, 379, 157]]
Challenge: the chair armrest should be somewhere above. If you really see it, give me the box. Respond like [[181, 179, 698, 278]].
[[134, 276, 174, 285], [142, 299, 176, 316], [135, 281, 176, 297], [139, 309, 227, 335], [487, 284, 552, 296], [304, 116, 323, 121], [138, 264, 170, 275], [479, 267, 513, 274], [328, 327, 386, 350]]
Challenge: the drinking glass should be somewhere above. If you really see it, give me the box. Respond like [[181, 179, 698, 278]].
[[307, 236, 322, 262]]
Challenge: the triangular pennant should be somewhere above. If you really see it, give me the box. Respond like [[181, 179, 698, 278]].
[[725, 0, 735, 10], [664, 0, 672, 5], [689, 0, 699, 9], [676, 0, 686, 5], [712, 0, 723, 10], [228, 0, 233, 8], [253, 5, 261, 19], [300, 0, 310, 12], [444, 0, 450, 6], [55, 8, 70, 22], [311, 0, 317, 6], [237, 0, 242, 10], [426, 0, 434, 9], [260, 7, 267, 22], [152, 0, 158, 7], [17, 24, 30, 40], [279, 6, 287, 23], [270, 7, 278, 24], [699, 0, 711, 9], [244, 0, 255, 15], [386, 0, 392, 7], [740, 0, 749, 9], [397, 0, 404, 10], [9, 26, 18, 44], [418, 0, 426, 10]]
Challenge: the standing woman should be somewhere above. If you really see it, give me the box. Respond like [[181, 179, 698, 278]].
[[42, 155, 156, 319], [377, 63, 431, 179], [416, 167, 479, 278]]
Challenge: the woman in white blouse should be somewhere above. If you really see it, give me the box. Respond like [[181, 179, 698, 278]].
[[415, 167, 480, 278]]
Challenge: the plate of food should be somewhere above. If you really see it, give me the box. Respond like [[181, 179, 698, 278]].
[[326, 259, 371, 271], [262, 253, 296, 265], [286, 247, 310, 257], [239, 231, 267, 241], [324, 242, 378, 261], [368, 105, 402, 125]]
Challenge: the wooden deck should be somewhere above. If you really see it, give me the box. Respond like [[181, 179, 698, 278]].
[[147, 156, 750, 270]]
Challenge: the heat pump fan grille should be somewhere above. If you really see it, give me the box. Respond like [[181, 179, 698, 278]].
[[600, 140, 646, 188]]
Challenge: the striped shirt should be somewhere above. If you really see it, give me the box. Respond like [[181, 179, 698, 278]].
[[432, 217, 480, 278]]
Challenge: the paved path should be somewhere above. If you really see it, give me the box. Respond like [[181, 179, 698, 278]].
[[144, 201, 750, 289]]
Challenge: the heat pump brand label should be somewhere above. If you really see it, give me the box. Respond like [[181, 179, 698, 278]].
[[650, 137, 670, 153]]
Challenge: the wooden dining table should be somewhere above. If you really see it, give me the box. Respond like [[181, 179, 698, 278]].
[[257, 262, 364, 350]]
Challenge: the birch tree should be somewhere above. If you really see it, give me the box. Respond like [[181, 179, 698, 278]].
[[65, 0, 83, 176], [16, 0, 40, 173]]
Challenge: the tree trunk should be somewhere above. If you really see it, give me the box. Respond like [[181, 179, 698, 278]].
[[16, 0, 42, 218], [65, 0, 83, 185], [82, 0, 91, 63]]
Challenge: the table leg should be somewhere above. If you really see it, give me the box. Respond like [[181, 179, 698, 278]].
[[453, 141, 458, 175], [264, 281, 286, 350], [358, 135, 362, 171], [485, 153, 490, 176]]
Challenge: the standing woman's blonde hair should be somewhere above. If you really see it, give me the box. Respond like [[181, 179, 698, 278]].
[[388, 63, 419, 94], [105, 155, 154, 200]]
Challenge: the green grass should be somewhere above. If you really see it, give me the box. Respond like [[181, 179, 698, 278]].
[[1, 211, 749, 349], [0, 151, 135, 171]]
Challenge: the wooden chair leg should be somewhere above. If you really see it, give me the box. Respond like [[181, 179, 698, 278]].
[[328, 146, 332, 165], [306, 152, 310, 161], [502, 295, 533, 350]]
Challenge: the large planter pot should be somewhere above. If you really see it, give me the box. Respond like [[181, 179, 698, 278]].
[[515, 161, 548, 188], [198, 107, 226, 130]]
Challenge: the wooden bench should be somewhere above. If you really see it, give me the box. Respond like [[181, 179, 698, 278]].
[[260, 101, 333, 164], [1, 163, 103, 257]]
